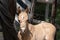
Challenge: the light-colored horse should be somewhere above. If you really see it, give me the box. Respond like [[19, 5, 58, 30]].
[[17, 8, 56, 40]]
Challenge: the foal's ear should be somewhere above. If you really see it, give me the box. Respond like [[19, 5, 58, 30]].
[[25, 7, 29, 13], [17, 7, 21, 14]]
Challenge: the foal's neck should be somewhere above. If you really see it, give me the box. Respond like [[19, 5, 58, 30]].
[[20, 22, 32, 40]]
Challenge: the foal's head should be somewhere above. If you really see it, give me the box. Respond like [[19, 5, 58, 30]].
[[18, 8, 29, 33]]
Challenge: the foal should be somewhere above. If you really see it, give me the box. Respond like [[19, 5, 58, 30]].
[[17, 8, 56, 40]]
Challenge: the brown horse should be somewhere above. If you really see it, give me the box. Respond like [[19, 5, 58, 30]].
[[17, 8, 56, 40]]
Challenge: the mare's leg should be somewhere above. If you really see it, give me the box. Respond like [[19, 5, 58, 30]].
[[0, 0, 18, 40]]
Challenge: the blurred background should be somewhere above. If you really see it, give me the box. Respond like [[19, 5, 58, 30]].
[[33, 0, 60, 40], [0, 0, 60, 40]]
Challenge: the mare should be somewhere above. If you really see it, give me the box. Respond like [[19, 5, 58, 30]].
[[17, 8, 56, 40]]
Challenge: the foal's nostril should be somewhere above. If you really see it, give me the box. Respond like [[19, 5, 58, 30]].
[[18, 20, 20, 22], [18, 20, 22, 23]]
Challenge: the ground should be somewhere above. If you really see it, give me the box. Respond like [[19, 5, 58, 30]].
[[0, 32, 4, 40]]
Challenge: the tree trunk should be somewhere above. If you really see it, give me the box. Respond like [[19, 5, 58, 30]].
[[28, 0, 35, 22], [50, 0, 57, 25], [45, 3, 49, 22], [30, 0, 35, 19]]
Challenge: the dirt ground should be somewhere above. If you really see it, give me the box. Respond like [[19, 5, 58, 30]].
[[0, 32, 4, 40]]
